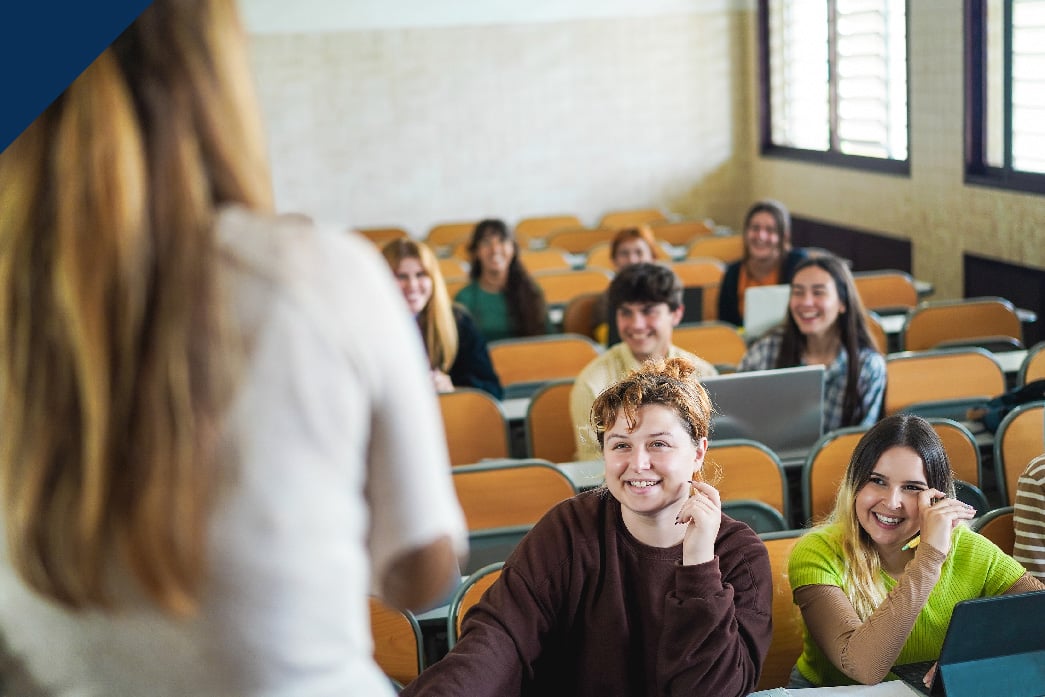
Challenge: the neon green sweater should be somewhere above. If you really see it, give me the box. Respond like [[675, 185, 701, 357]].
[[788, 523, 1026, 686]]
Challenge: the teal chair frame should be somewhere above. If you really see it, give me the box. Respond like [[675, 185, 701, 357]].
[[447, 562, 505, 649], [722, 499, 789, 534]]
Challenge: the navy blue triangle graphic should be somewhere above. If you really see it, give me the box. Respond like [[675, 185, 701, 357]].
[[1, 0, 153, 153]]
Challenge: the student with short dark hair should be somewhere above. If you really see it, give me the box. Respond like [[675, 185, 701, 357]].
[[570, 262, 717, 460]]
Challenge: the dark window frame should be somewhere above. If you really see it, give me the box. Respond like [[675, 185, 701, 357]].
[[758, 0, 912, 176], [964, 0, 1045, 195]]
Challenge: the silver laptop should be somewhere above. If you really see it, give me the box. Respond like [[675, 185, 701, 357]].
[[701, 365, 825, 466], [742, 284, 791, 339]]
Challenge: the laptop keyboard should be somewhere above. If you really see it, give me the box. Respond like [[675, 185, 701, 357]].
[[891, 661, 935, 696]]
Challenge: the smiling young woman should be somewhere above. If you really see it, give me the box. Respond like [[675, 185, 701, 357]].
[[453, 219, 548, 342], [784, 414, 1045, 689], [382, 238, 503, 398], [737, 253, 886, 431], [400, 358, 772, 697], [717, 199, 809, 326]]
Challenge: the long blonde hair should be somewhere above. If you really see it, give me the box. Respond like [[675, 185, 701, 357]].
[[381, 239, 459, 372], [0, 0, 272, 614], [824, 415, 954, 620]]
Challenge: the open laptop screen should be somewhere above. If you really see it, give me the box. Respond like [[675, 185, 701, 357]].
[[743, 284, 791, 340], [700, 364, 825, 464]]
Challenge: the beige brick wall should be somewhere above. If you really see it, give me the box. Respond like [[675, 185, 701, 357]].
[[246, 1, 1042, 298], [746, 1, 1045, 299]]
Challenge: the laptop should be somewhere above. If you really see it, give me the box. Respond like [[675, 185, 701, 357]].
[[892, 590, 1045, 696], [743, 284, 791, 339], [700, 364, 824, 466], [607, 285, 703, 348]]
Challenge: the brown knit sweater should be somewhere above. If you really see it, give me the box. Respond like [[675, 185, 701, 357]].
[[402, 490, 773, 697]]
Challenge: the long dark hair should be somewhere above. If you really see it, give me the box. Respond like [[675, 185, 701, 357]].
[[467, 219, 547, 336], [774, 254, 879, 425]]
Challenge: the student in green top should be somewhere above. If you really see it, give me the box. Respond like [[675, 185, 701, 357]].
[[786, 414, 1044, 689], [454, 219, 547, 342]]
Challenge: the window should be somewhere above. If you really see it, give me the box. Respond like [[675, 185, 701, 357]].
[[760, 0, 909, 173], [967, 0, 1045, 193]]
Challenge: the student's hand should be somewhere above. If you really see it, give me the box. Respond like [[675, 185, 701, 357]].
[[431, 370, 454, 393], [678, 481, 721, 566], [922, 661, 937, 688], [917, 489, 975, 555]]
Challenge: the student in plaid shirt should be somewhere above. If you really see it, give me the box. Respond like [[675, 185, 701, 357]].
[[738, 254, 885, 432]]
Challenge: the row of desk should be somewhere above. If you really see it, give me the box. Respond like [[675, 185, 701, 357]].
[[548, 302, 1033, 354], [502, 347, 1029, 447], [876, 310, 1037, 355], [753, 683, 922, 696], [500, 347, 1029, 530]]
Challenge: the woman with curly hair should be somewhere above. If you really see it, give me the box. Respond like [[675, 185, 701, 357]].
[[402, 357, 772, 697]]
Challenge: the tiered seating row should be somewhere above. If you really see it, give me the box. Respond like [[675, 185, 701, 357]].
[[438, 342, 1045, 529]]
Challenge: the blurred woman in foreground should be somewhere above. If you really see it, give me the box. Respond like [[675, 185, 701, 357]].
[[0, 1, 465, 694]]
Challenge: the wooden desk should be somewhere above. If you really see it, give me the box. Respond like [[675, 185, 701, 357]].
[[995, 348, 1027, 376], [879, 310, 1037, 336], [556, 460, 604, 491], [750, 683, 919, 696], [501, 397, 529, 423], [877, 313, 1030, 368]]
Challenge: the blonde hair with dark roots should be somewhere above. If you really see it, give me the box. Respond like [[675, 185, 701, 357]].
[[0, 0, 272, 615], [381, 238, 459, 373], [823, 415, 954, 620], [590, 358, 720, 483]]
